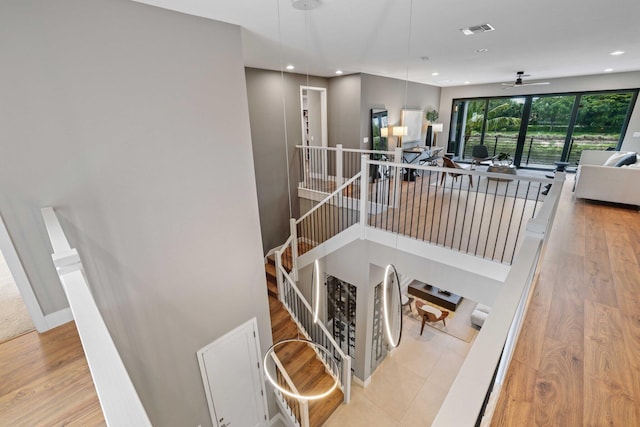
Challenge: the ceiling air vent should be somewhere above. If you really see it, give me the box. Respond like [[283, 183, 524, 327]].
[[461, 24, 495, 36]]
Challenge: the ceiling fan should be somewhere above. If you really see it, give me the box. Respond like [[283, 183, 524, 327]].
[[501, 71, 550, 88]]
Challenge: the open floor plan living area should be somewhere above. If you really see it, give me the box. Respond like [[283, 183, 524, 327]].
[[1, 0, 639, 426]]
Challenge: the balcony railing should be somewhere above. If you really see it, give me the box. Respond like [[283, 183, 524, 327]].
[[297, 145, 395, 193], [462, 135, 618, 168], [283, 146, 564, 426], [41, 207, 151, 427], [365, 160, 548, 264]]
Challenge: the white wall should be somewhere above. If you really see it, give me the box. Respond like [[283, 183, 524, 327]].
[[439, 71, 640, 152], [0, 1, 271, 426]]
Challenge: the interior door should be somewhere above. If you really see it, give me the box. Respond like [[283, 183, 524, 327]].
[[197, 318, 268, 427]]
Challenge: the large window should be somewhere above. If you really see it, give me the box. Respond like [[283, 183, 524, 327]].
[[450, 90, 637, 170]]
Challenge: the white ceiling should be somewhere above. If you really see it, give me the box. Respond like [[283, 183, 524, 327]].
[[132, 0, 640, 87]]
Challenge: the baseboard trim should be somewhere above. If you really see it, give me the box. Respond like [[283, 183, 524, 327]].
[[352, 375, 371, 388], [43, 307, 73, 330], [269, 412, 287, 426]]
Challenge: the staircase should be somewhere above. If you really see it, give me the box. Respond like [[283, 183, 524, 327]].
[[265, 257, 343, 427]]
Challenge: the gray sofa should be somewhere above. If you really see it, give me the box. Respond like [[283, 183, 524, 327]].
[[574, 150, 640, 206]]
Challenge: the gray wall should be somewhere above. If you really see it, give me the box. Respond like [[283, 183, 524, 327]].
[[439, 71, 640, 152], [0, 1, 271, 426], [328, 74, 362, 149], [245, 68, 329, 253], [361, 74, 442, 150]]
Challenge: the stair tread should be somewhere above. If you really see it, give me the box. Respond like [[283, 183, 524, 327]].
[[309, 386, 343, 427], [264, 255, 342, 427], [278, 345, 318, 378], [265, 261, 277, 279], [290, 357, 327, 390]]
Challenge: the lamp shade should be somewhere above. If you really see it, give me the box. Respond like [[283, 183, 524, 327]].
[[392, 126, 408, 137], [431, 123, 444, 132]]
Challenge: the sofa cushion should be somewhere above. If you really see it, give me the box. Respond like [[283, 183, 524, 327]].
[[603, 151, 632, 166], [614, 152, 637, 167]]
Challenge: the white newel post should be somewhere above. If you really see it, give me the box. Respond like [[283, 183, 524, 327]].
[[302, 146, 309, 188], [301, 401, 310, 427], [394, 147, 403, 208], [289, 218, 299, 281], [336, 144, 344, 187], [342, 357, 352, 403], [359, 154, 369, 238], [274, 249, 284, 301]]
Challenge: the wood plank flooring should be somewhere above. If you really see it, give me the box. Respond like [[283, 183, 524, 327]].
[[1, 176, 637, 426], [491, 179, 640, 426], [0, 321, 105, 426]]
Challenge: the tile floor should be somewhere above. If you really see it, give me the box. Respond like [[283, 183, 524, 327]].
[[324, 311, 476, 426]]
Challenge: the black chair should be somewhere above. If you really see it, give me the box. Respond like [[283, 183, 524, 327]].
[[471, 145, 494, 170]]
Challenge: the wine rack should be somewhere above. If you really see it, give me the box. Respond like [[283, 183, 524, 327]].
[[326, 275, 356, 358]]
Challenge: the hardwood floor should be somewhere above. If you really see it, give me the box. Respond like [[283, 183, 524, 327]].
[[491, 180, 640, 426], [1, 177, 637, 426], [0, 321, 105, 426]]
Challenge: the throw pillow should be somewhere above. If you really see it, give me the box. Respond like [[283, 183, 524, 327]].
[[614, 152, 637, 167], [603, 151, 632, 166]]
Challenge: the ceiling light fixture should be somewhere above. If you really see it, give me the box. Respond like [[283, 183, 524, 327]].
[[286, 64, 295, 70], [312, 259, 320, 323], [461, 23, 495, 36], [263, 338, 339, 400], [464, 81, 471, 85], [382, 264, 403, 348], [604, 68, 614, 72], [610, 50, 625, 56], [420, 56, 431, 61], [475, 48, 488, 53], [335, 70, 343, 75], [431, 72, 439, 76]]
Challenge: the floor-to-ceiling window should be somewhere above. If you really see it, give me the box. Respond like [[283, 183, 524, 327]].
[[450, 89, 637, 170]]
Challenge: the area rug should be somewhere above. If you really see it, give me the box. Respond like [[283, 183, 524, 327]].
[[433, 168, 550, 202], [406, 297, 479, 343], [0, 254, 34, 343]]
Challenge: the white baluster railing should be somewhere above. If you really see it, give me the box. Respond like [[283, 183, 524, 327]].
[[269, 352, 309, 427], [41, 207, 151, 427]]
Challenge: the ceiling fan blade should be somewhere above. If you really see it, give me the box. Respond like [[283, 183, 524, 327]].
[[522, 82, 550, 86]]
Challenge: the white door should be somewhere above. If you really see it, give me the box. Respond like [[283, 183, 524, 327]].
[[197, 318, 268, 427]]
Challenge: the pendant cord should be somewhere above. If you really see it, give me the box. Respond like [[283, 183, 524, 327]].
[[305, 9, 310, 89], [276, 0, 293, 219], [403, 0, 414, 109]]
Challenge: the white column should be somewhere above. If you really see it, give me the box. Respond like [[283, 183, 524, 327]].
[[394, 147, 403, 208], [336, 144, 344, 187], [289, 218, 298, 281], [359, 154, 369, 238]]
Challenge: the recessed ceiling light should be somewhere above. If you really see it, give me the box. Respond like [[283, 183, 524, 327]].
[[604, 68, 614, 72], [475, 48, 488, 53], [464, 81, 471, 85], [335, 70, 343, 75], [610, 50, 625, 56], [292, 0, 321, 10], [432, 72, 439, 76], [286, 64, 295, 70]]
